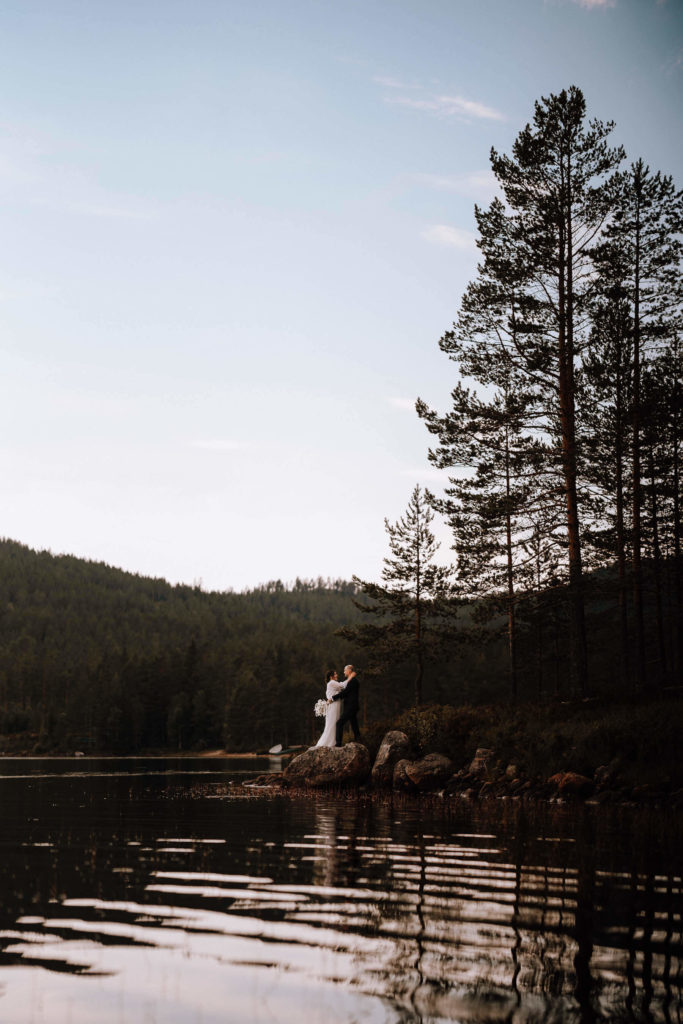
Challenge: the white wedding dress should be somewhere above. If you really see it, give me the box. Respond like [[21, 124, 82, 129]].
[[315, 680, 346, 748]]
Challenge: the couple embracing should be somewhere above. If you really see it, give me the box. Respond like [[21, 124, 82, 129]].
[[315, 665, 361, 749]]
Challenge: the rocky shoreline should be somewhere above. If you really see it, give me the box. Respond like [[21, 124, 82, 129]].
[[241, 730, 683, 809]]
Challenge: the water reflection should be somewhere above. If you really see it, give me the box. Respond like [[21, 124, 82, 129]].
[[0, 759, 681, 1023]]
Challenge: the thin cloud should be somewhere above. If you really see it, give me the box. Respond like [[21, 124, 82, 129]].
[[388, 396, 416, 412], [0, 130, 156, 221], [664, 48, 682, 73], [373, 75, 411, 89], [0, 274, 60, 303], [387, 93, 504, 122], [48, 199, 153, 221], [573, 0, 616, 7], [190, 440, 246, 452], [422, 224, 478, 251], [412, 170, 498, 199], [400, 467, 448, 483]]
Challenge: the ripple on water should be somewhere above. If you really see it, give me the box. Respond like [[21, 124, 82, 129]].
[[0, 758, 681, 1023]]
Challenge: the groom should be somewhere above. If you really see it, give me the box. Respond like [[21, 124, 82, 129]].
[[330, 664, 360, 747]]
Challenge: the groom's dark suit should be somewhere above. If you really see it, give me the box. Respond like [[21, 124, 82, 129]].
[[332, 674, 360, 746]]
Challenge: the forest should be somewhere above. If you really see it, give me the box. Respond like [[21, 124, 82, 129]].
[[0, 539, 362, 753], [0, 538, 520, 754], [349, 86, 683, 708], [1, 86, 681, 756]]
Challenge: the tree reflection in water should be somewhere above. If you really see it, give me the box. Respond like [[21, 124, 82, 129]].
[[0, 759, 681, 1023]]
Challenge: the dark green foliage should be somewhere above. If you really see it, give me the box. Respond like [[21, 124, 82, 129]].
[[380, 697, 683, 789], [417, 85, 682, 702], [0, 539, 679, 756], [337, 486, 453, 706], [0, 539, 367, 753]]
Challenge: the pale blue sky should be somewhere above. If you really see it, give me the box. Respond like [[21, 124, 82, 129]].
[[1, 0, 681, 589]]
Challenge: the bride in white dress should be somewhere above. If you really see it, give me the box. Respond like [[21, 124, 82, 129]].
[[315, 670, 346, 748]]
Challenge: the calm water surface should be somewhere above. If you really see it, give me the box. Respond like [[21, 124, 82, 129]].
[[0, 757, 681, 1023]]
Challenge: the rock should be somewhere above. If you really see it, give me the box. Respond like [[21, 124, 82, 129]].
[[469, 748, 495, 778], [444, 774, 465, 797], [371, 731, 412, 787], [283, 743, 371, 788], [245, 772, 284, 788], [405, 753, 454, 791], [393, 758, 413, 790], [393, 753, 454, 792], [548, 771, 594, 798], [594, 763, 620, 790], [445, 768, 468, 789]]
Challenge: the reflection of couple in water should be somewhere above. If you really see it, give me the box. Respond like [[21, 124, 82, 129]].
[[315, 664, 360, 748]]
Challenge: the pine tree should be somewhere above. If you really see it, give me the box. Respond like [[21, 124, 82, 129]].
[[640, 351, 682, 687], [517, 513, 564, 698], [486, 86, 625, 696], [579, 280, 633, 690], [594, 160, 683, 688], [338, 486, 452, 706], [418, 363, 548, 702], [655, 332, 683, 684]]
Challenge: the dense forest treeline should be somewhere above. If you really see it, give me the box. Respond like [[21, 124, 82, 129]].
[[0, 537, 678, 755], [0, 539, 369, 753]]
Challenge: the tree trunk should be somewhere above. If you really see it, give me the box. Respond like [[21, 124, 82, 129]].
[[614, 333, 630, 691], [559, 164, 589, 698], [535, 537, 544, 699], [415, 555, 423, 706], [632, 180, 645, 688], [553, 602, 561, 699], [648, 445, 667, 687], [505, 424, 518, 702], [672, 342, 683, 685], [414, 648, 424, 708]]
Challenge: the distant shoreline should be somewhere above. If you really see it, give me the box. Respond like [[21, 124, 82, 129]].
[[0, 750, 271, 759]]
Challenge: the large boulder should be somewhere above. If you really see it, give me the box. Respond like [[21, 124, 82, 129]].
[[548, 771, 593, 798], [469, 748, 495, 778], [371, 731, 412, 787], [406, 753, 454, 791], [393, 753, 454, 792], [283, 743, 371, 788]]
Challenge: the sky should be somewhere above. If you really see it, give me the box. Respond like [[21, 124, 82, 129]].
[[0, 0, 681, 591]]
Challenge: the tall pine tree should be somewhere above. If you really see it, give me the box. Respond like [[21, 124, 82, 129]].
[[593, 160, 683, 688], [338, 486, 452, 706]]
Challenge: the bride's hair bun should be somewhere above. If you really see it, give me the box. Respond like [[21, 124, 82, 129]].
[[325, 669, 335, 682]]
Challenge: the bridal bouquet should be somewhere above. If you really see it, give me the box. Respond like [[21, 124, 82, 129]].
[[314, 699, 328, 718]]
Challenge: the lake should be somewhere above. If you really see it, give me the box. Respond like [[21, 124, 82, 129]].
[[0, 757, 680, 1023]]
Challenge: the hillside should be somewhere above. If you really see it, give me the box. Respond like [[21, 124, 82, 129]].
[[0, 539, 369, 753], [0, 538, 678, 756]]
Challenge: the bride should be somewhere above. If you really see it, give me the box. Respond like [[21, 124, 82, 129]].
[[315, 670, 346, 748]]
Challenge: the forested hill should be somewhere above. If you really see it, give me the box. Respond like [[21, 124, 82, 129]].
[[2, 537, 670, 757], [0, 539, 367, 753]]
